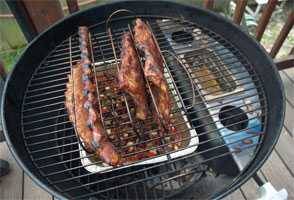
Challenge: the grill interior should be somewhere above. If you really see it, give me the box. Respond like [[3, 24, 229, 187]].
[[20, 15, 267, 199]]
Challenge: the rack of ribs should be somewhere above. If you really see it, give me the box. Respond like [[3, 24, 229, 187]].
[[133, 19, 182, 148], [65, 27, 120, 166], [118, 32, 149, 120], [133, 19, 171, 131]]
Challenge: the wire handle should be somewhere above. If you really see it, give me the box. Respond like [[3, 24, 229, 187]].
[[161, 50, 197, 108], [144, 21, 197, 109], [106, 9, 135, 30]]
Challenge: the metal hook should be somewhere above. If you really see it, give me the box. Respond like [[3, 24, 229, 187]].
[[105, 9, 136, 31]]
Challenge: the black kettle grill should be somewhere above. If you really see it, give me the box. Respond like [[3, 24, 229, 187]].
[[2, 1, 284, 199]]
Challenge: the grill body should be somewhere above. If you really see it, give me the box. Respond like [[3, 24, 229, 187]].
[[2, 1, 284, 199]]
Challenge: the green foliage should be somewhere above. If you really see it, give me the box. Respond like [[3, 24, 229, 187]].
[[169, 0, 231, 14], [0, 47, 25, 72], [0, 18, 27, 51]]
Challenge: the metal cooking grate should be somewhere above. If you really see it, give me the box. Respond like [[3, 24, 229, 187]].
[[21, 15, 267, 199]]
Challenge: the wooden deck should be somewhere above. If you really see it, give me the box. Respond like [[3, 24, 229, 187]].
[[1, 68, 294, 200]]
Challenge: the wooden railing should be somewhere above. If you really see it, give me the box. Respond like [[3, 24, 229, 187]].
[[2, 0, 294, 70], [203, 0, 294, 70]]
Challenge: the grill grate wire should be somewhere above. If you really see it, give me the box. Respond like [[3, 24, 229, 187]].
[[20, 15, 267, 199]]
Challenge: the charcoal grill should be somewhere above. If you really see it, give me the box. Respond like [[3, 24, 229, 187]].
[[2, 1, 285, 199]]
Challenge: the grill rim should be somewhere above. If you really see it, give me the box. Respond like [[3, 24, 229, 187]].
[[1, 1, 285, 199]]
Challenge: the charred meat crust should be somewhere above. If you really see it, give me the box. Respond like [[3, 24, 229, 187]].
[[133, 19, 181, 147], [133, 19, 171, 130], [65, 27, 120, 166], [118, 32, 149, 120]]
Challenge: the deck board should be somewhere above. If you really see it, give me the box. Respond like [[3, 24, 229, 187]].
[[223, 189, 245, 200], [260, 150, 294, 199], [23, 174, 52, 200], [275, 129, 294, 176], [283, 101, 294, 136], [281, 69, 294, 136], [0, 142, 23, 200], [280, 71, 294, 106], [240, 178, 259, 200], [282, 68, 294, 83]]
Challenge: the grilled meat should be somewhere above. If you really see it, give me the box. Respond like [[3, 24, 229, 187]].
[[133, 19, 163, 67], [66, 65, 120, 165], [133, 19, 171, 130], [65, 66, 94, 154], [118, 32, 148, 120], [134, 19, 182, 148], [65, 27, 120, 166]]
